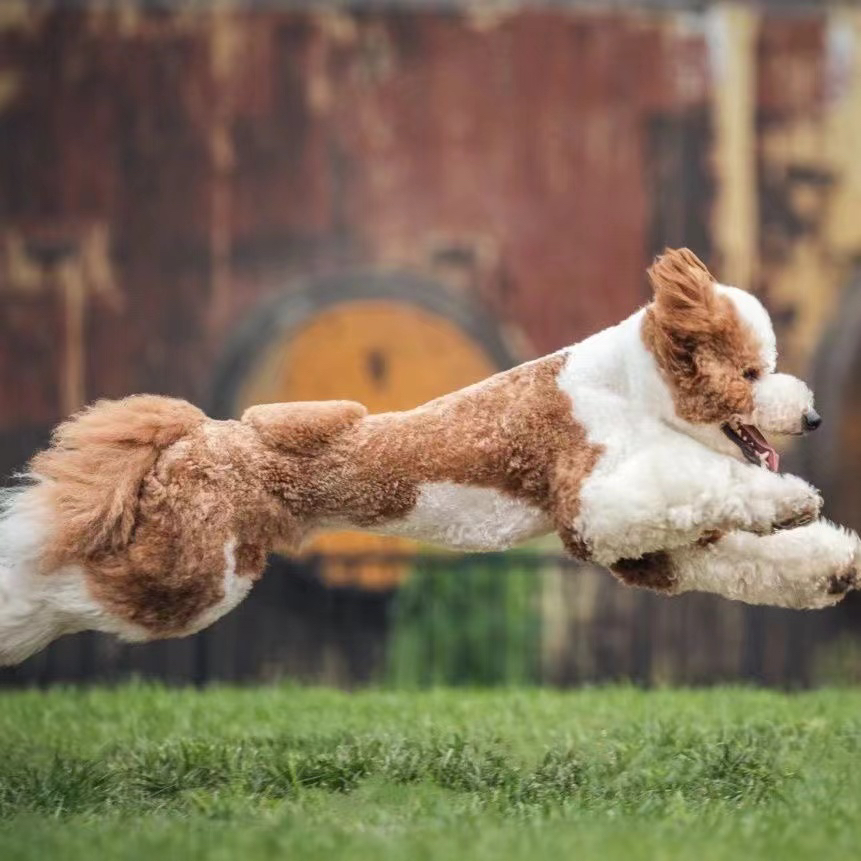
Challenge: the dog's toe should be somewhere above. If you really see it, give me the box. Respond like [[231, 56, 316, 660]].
[[774, 509, 818, 531], [826, 568, 858, 596], [773, 486, 823, 532]]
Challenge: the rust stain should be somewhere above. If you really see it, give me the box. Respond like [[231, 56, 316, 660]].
[[206, 7, 238, 329], [0, 2, 859, 478], [709, 5, 759, 291], [314, 12, 689, 351], [1, 223, 120, 415], [823, 11, 861, 254], [755, 14, 837, 373], [0, 1, 43, 33]]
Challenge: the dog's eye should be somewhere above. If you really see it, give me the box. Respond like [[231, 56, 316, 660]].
[[743, 368, 760, 381]]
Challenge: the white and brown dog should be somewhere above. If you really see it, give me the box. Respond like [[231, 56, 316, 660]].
[[1, 248, 858, 664]]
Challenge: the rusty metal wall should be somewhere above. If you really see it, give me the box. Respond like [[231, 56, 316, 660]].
[[3, 2, 861, 684], [2, 5, 860, 442], [2, 5, 859, 419], [0, 4, 714, 444]]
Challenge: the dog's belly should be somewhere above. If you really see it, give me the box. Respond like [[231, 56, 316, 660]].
[[368, 481, 551, 551]]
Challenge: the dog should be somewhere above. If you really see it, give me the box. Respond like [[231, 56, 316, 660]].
[[1, 247, 858, 665]]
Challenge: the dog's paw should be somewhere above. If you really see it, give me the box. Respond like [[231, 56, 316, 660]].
[[772, 477, 823, 532], [802, 522, 861, 608], [826, 567, 858, 596], [812, 561, 860, 608]]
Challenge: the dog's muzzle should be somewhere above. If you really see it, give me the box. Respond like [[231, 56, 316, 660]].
[[802, 408, 822, 432]]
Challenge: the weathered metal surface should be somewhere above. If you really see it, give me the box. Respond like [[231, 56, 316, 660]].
[[0, 4, 713, 445], [3, 2, 861, 683]]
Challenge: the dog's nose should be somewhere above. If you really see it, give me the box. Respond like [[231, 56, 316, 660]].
[[802, 409, 822, 431]]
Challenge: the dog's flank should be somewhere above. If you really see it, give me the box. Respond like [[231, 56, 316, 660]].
[[0, 247, 858, 664]]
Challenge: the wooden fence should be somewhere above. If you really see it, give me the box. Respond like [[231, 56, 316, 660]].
[[0, 552, 849, 689]]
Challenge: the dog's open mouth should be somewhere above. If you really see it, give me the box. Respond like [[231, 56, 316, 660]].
[[721, 420, 779, 472]]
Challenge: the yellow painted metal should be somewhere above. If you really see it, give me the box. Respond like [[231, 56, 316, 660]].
[[710, 4, 759, 292], [236, 298, 498, 588], [708, 7, 861, 375]]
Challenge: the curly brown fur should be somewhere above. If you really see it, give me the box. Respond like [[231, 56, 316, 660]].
[[242, 401, 368, 454], [611, 551, 678, 593], [642, 248, 762, 424], [12, 358, 601, 638], [30, 397, 206, 569], [307, 356, 602, 538]]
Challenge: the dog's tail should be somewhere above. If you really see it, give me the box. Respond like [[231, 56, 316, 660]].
[[0, 395, 205, 664], [15, 395, 206, 565]]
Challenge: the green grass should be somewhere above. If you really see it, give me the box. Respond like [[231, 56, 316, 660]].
[[0, 685, 859, 859]]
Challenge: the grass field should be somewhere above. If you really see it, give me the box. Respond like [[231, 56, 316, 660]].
[[0, 685, 859, 860]]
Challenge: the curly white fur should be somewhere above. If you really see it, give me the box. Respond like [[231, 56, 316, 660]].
[[550, 286, 858, 607], [753, 373, 815, 435], [671, 520, 861, 609]]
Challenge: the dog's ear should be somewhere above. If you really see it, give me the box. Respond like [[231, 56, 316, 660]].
[[647, 248, 717, 336]]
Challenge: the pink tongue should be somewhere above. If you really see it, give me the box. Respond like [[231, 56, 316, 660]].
[[741, 424, 780, 472]]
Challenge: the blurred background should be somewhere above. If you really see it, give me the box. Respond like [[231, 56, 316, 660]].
[[1, 0, 860, 689]]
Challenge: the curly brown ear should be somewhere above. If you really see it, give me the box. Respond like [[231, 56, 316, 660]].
[[648, 248, 717, 336]]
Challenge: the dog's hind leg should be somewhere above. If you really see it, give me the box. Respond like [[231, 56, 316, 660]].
[[0, 562, 61, 665], [611, 520, 860, 609]]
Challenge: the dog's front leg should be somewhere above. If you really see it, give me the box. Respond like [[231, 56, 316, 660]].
[[567, 446, 821, 566], [611, 520, 860, 609]]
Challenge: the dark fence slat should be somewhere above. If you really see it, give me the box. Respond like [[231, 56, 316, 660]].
[[0, 552, 841, 689]]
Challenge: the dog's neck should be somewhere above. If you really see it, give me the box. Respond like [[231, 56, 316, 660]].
[[556, 308, 672, 417]]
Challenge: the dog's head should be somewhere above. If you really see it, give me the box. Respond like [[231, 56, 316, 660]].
[[641, 248, 820, 471]]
